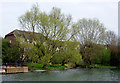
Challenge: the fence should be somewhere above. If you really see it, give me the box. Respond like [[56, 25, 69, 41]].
[[1, 62, 27, 68]]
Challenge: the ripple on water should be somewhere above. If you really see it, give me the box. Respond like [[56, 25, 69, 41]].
[[2, 68, 120, 81]]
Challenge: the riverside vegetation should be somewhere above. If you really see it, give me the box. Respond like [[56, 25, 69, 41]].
[[2, 4, 120, 71]]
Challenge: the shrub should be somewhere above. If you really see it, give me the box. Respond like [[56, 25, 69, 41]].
[[51, 52, 68, 64], [2, 39, 23, 63], [39, 53, 51, 65]]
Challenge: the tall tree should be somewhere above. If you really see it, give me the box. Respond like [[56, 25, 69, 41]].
[[37, 7, 72, 41], [18, 4, 40, 40], [71, 18, 107, 65], [105, 31, 117, 46], [72, 18, 106, 47], [18, 5, 73, 65], [105, 31, 119, 66], [36, 7, 72, 55]]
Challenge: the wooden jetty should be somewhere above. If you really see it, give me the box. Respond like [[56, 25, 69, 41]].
[[1, 66, 28, 74]]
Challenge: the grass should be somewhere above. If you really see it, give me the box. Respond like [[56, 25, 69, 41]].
[[26, 62, 44, 70], [26, 62, 66, 71], [46, 65, 66, 70], [26, 62, 117, 71]]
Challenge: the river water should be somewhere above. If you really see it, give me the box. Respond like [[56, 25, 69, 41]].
[[2, 68, 120, 81]]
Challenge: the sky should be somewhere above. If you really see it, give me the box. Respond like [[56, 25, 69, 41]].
[[0, 0, 119, 37]]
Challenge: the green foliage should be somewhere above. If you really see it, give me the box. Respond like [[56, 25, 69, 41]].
[[49, 41, 82, 67], [2, 39, 23, 63], [26, 62, 44, 70], [19, 3, 39, 33], [101, 48, 111, 65], [39, 53, 51, 65], [92, 45, 111, 65], [110, 45, 120, 66], [81, 44, 111, 65], [16, 3, 119, 69], [50, 66, 65, 70], [2, 38, 10, 49], [51, 52, 68, 64], [69, 53, 82, 65], [64, 41, 82, 65], [27, 47, 39, 62], [19, 4, 72, 41], [26, 62, 66, 70]]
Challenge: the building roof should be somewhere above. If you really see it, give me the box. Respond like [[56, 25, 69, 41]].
[[5, 29, 45, 42]]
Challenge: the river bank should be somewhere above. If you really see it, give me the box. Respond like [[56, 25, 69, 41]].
[[25, 62, 118, 72]]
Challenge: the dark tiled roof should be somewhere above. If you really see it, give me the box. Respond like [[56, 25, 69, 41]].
[[5, 29, 45, 42]]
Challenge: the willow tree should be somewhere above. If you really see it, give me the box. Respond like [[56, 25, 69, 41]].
[[18, 4, 40, 40], [19, 4, 72, 40], [18, 4, 73, 65], [36, 7, 72, 54], [37, 7, 72, 41]]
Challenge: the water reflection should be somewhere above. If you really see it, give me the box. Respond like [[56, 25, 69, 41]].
[[2, 68, 120, 81]]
